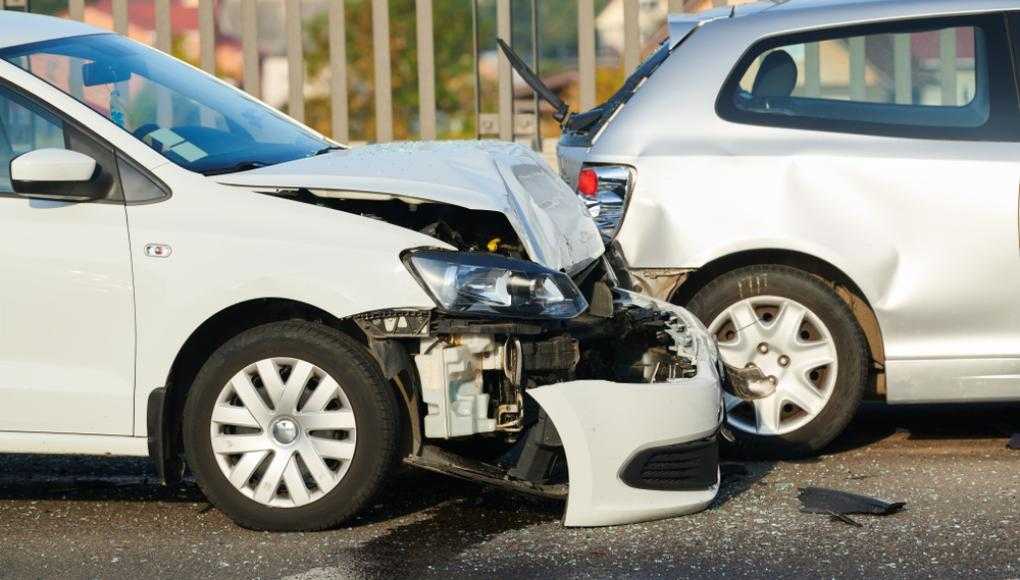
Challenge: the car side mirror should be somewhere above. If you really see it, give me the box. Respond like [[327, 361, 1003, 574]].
[[10, 148, 104, 201]]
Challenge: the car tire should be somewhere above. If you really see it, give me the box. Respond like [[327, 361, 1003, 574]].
[[183, 320, 399, 531], [686, 265, 869, 459]]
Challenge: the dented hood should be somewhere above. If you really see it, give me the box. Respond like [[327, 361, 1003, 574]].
[[215, 141, 605, 275]]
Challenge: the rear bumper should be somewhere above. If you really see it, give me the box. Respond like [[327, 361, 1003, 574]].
[[528, 357, 723, 527]]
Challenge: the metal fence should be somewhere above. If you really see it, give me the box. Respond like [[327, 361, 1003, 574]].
[[1, 0, 737, 146], [9, 0, 969, 150]]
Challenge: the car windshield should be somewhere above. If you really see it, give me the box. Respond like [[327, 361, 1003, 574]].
[[0, 33, 335, 175]]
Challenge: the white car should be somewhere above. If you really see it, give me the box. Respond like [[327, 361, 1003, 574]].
[[546, 0, 1020, 457], [0, 12, 728, 531]]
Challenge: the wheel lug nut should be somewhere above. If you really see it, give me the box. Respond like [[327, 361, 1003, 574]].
[[757, 343, 769, 354], [778, 355, 790, 367], [768, 376, 778, 386]]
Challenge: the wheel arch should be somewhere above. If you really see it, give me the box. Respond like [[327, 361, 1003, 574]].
[[671, 249, 886, 396], [149, 297, 416, 484]]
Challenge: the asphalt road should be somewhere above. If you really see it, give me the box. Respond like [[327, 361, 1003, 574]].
[[1, 402, 1018, 580]]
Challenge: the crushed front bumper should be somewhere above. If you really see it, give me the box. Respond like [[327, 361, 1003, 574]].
[[529, 356, 723, 527]]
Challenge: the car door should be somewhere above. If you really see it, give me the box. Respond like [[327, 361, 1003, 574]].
[[0, 82, 135, 435], [706, 12, 1020, 404]]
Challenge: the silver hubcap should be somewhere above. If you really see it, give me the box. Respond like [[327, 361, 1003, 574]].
[[209, 357, 357, 508], [709, 296, 838, 436]]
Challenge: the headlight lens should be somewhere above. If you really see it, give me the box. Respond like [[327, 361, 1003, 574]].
[[404, 250, 588, 319]]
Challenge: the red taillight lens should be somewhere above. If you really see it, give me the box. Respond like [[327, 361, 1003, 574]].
[[577, 168, 598, 199]]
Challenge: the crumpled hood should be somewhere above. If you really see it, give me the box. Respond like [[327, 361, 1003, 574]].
[[215, 141, 604, 274]]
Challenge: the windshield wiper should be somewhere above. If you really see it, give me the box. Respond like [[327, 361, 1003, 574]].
[[497, 39, 571, 124], [203, 161, 269, 176]]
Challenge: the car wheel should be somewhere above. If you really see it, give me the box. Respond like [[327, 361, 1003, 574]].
[[183, 321, 399, 531], [686, 265, 869, 458]]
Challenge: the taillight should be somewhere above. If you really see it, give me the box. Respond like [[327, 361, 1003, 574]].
[[577, 168, 599, 199], [574, 164, 634, 238]]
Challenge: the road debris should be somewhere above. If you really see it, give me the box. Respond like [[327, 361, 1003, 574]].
[[797, 487, 906, 519]]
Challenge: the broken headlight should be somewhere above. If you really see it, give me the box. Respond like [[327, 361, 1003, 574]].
[[403, 249, 588, 319]]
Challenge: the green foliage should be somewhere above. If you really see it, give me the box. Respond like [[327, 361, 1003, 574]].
[[304, 0, 479, 141]]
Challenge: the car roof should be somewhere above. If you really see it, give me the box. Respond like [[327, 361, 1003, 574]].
[[0, 11, 107, 51], [744, 0, 1016, 19], [669, 0, 1017, 48], [681, 0, 1019, 27]]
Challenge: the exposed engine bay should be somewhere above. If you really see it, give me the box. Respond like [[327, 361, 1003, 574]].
[[257, 185, 729, 526], [266, 188, 529, 260]]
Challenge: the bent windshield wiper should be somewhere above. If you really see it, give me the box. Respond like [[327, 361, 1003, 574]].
[[203, 161, 269, 176], [497, 39, 571, 124]]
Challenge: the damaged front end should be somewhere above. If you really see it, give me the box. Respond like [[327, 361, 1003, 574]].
[[353, 254, 726, 527], [225, 141, 728, 526]]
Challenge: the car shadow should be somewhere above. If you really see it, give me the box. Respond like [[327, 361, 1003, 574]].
[[350, 471, 561, 575], [0, 454, 203, 503], [824, 401, 1020, 454], [0, 454, 560, 527]]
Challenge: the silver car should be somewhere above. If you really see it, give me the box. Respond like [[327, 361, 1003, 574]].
[[519, 0, 1020, 456]]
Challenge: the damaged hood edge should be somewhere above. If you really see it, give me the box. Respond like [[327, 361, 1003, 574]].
[[214, 141, 605, 275]]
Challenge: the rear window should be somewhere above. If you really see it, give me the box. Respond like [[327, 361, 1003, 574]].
[[717, 14, 1020, 141]]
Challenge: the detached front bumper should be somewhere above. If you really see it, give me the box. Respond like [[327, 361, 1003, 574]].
[[360, 282, 725, 528], [530, 356, 722, 527]]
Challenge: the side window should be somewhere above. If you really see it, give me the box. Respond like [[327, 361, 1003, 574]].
[[0, 86, 65, 193], [0, 83, 129, 201], [718, 15, 1019, 140]]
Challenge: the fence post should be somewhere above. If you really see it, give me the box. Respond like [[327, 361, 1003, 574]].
[[497, 0, 512, 141], [286, 0, 305, 123], [940, 28, 958, 106], [112, 0, 128, 34], [416, 0, 436, 140], [198, 0, 215, 73], [804, 42, 821, 97], [198, 0, 216, 127], [849, 36, 866, 101], [155, 0, 171, 52], [329, 0, 349, 142], [577, 0, 595, 111], [893, 33, 911, 105], [623, 0, 640, 74], [68, 0, 84, 21], [155, 0, 172, 127], [372, 0, 393, 142], [242, 0, 260, 99]]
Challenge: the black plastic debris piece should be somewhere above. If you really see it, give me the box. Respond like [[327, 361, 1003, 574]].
[[1009, 433, 1020, 450], [798, 487, 905, 516]]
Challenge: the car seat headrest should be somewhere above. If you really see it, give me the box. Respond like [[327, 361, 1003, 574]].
[[752, 50, 798, 98]]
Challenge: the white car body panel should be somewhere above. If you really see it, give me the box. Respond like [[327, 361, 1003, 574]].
[[565, 0, 1020, 404], [217, 141, 605, 276], [531, 365, 721, 527], [0, 432, 148, 456], [128, 165, 444, 435], [0, 198, 136, 435]]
